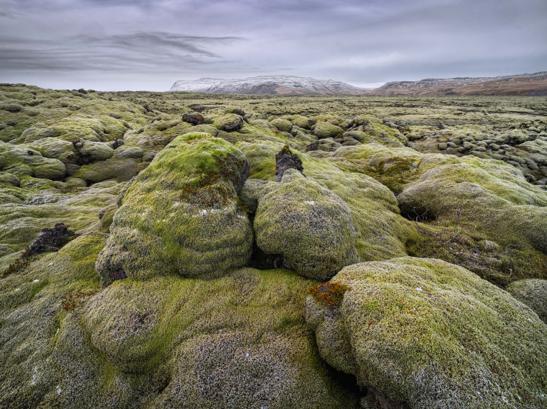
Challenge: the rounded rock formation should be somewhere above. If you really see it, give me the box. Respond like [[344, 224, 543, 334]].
[[254, 169, 358, 279], [306, 257, 547, 409], [96, 133, 253, 283]]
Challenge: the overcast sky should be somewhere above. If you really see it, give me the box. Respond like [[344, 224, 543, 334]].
[[1, 0, 546, 90]]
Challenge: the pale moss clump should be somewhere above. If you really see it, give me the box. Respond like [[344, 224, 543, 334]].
[[313, 121, 344, 139], [306, 257, 547, 408], [213, 113, 244, 132], [397, 158, 547, 280], [73, 157, 139, 184], [506, 279, 547, 322], [0, 141, 66, 180], [332, 143, 426, 193], [254, 169, 358, 279], [96, 132, 253, 283], [72, 268, 359, 408], [270, 117, 293, 132]]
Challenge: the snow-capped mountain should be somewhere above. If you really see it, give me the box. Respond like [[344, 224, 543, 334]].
[[169, 75, 366, 95]]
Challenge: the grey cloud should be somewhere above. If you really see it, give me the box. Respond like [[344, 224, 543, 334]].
[[0, 0, 546, 90], [0, 31, 243, 73]]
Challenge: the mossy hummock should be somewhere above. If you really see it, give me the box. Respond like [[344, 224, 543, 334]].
[[96, 132, 253, 283], [254, 169, 358, 279], [306, 257, 547, 408]]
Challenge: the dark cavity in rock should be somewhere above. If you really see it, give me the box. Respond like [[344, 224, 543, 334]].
[[398, 202, 436, 222], [275, 145, 303, 182]]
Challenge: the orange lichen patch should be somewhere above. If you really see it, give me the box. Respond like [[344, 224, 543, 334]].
[[310, 282, 349, 307]]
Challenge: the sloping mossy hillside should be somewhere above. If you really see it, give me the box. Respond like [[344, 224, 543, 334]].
[[0, 84, 546, 408]]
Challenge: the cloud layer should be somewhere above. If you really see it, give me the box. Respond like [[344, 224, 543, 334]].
[[1, 0, 546, 90]]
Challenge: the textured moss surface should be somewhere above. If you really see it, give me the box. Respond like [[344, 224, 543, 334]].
[[306, 257, 547, 408], [254, 169, 358, 279], [96, 133, 253, 282], [1, 84, 546, 408], [0, 239, 359, 408], [506, 279, 547, 322]]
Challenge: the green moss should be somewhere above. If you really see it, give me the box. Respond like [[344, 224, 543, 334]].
[[290, 114, 315, 129], [506, 279, 547, 322], [74, 158, 138, 183], [77, 268, 358, 407], [255, 169, 358, 279], [313, 121, 344, 139], [307, 257, 547, 408], [213, 113, 244, 132], [332, 143, 425, 193], [270, 117, 293, 132], [0, 141, 66, 180], [96, 133, 252, 282]]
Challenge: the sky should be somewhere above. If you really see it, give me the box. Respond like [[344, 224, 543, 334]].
[[0, 0, 546, 91]]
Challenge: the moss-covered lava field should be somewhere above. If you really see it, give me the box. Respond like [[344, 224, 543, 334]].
[[1, 84, 546, 408]]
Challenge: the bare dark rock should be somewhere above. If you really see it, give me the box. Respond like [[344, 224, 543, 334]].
[[275, 145, 303, 181], [24, 223, 75, 257]]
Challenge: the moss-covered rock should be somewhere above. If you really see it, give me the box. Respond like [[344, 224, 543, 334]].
[[0, 141, 66, 180], [96, 133, 253, 283], [113, 145, 144, 159], [271, 117, 293, 132], [23, 115, 128, 143], [254, 169, 358, 279], [397, 158, 547, 281], [313, 121, 344, 139], [291, 114, 315, 130], [73, 157, 138, 184], [306, 257, 547, 408], [74, 139, 114, 162], [506, 279, 547, 322], [333, 143, 425, 193], [213, 113, 244, 132], [72, 269, 359, 408], [29, 137, 76, 163]]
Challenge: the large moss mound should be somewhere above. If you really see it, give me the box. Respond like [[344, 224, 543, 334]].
[[254, 169, 358, 279], [0, 237, 359, 408], [306, 257, 547, 408], [96, 132, 253, 283]]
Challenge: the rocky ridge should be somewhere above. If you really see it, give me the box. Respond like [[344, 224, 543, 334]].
[[170, 72, 547, 96], [170, 75, 367, 95]]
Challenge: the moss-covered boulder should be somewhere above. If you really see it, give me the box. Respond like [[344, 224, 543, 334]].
[[333, 143, 425, 193], [291, 115, 315, 130], [506, 279, 547, 322], [74, 157, 138, 183], [306, 257, 547, 408], [96, 133, 253, 283], [23, 115, 127, 143], [313, 121, 344, 139], [271, 117, 293, 132], [213, 114, 244, 132], [29, 137, 76, 163], [0, 141, 65, 180], [72, 269, 359, 408], [74, 139, 114, 162], [397, 159, 547, 281], [254, 169, 358, 279]]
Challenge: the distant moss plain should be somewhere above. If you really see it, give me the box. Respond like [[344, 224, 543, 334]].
[[0, 84, 546, 408]]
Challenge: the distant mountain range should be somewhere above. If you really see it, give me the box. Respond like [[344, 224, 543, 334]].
[[170, 76, 365, 96], [170, 72, 547, 96], [373, 71, 547, 96]]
